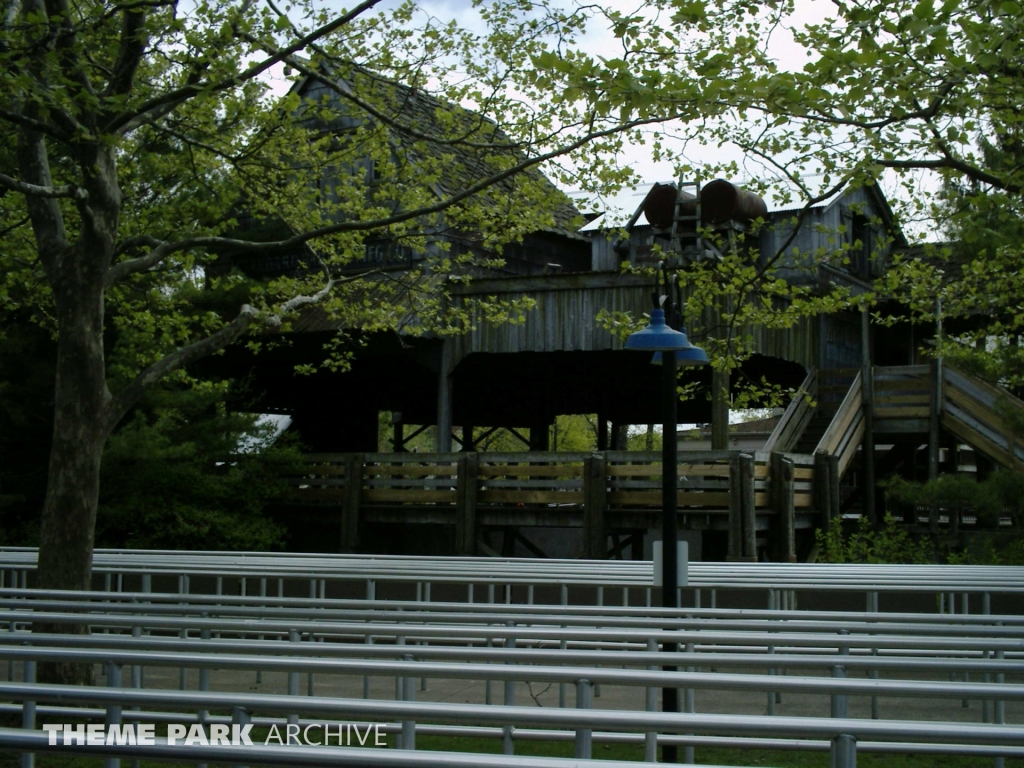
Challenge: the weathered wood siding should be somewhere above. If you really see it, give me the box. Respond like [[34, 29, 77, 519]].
[[449, 273, 650, 359], [760, 187, 891, 284], [449, 272, 819, 371]]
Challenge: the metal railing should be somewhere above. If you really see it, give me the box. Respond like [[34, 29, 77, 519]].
[[1, 579, 1022, 767]]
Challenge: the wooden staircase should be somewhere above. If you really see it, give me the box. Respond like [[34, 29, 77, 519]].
[[770, 363, 1024, 486]]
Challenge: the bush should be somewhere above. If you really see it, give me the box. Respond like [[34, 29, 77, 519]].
[[96, 388, 302, 550], [815, 514, 933, 564]]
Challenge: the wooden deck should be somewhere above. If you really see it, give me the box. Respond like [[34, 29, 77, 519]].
[[283, 450, 816, 561], [277, 364, 1021, 561]]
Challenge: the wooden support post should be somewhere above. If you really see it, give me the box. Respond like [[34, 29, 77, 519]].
[[462, 425, 475, 452], [928, 356, 941, 534], [740, 452, 757, 561], [529, 423, 550, 451], [771, 452, 797, 562], [828, 453, 842, 523], [341, 454, 364, 552], [455, 453, 479, 554], [436, 341, 454, 452], [814, 451, 832, 534], [712, 368, 730, 450], [780, 455, 796, 562], [727, 454, 742, 560], [392, 420, 405, 453], [583, 453, 608, 559], [613, 423, 629, 451], [597, 414, 609, 452], [861, 307, 876, 526]]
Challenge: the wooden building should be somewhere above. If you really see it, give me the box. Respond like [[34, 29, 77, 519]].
[[213, 75, 1023, 560]]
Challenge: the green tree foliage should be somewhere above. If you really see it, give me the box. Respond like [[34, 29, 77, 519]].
[[884, 472, 1024, 530], [96, 388, 299, 550], [578, 0, 1024, 379], [815, 472, 1024, 565], [815, 514, 933, 565], [0, 0, 660, 593]]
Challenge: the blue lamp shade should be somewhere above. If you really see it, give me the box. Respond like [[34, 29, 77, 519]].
[[626, 309, 709, 365]]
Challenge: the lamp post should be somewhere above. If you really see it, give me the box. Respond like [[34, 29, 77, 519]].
[[625, 294, 708, 763]]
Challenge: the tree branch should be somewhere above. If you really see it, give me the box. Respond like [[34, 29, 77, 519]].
[[106, 0, 387, 135], [242, 32, 521, 152], [104, 109, 678, 287], [103, 5, 148, 98], [16, 114, 68, 278], [875, 157, 1018, 193], [0, 105, 71, 142], [0, 171, 86, 199], [105, 277, 336, 432], [105, 304, 259, 433]]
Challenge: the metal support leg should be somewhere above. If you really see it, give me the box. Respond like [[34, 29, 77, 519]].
[[573, 679, 593, 759], [401, 654, 416, 750], [831, 733, 856, 768], [644, 638, 658, 762], [102, 663, 120, 768], [21, 659, 36, 768]]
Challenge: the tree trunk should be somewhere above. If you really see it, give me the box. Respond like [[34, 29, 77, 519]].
[[37, 309, 108, 593], [33, 143, 119, 684]]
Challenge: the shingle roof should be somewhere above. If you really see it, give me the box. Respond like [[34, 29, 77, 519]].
[[292, 67, 586, 241]]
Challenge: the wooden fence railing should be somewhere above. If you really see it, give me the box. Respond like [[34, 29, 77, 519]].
[[873, 365, 930, 424], [284, 450, 815, 560], [943, 365, 1024, 471]]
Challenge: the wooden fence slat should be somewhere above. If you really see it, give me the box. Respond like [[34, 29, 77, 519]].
[[477, 490, 585, 504], [478, 465, 584, 477], [477, 479, 585, 490], [606, 491, 730, 506], [874, 406, 930, 418], [365, 465, 459, 477], [363, 490, 458, 503]]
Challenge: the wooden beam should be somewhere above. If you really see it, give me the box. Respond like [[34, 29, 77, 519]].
[[740, 452, 757, 561], [928, 357, 940, 535], [861, 308, 876, 526], [341, 454, 363, 552], [772, 452, 797, 563], [582, 453, 608, 559], [436, 340, 454, 452], [727, 454, 742, 560], [814, 451, 831, 534], [712, 368, 730, 450]]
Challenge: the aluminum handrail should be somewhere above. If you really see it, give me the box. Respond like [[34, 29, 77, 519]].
[[3, 589, 1023, 627], [4, 709, 1024, 760], [2, 596, 1020, 637], [2, 629, 1020, 672], [2, 683, 1023, 744], [3, 630, 1022, 672], [4, 549, 1024, 593], [3, 609, 1021, 652], [2, 644, 1023, 702]]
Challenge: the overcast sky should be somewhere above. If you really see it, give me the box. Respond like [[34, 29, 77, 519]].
[[262, 0, 932, 237]]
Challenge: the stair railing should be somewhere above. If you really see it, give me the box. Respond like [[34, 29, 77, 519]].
[[814, 370, 864, 478], [764, 368, 818, 454], [942, 365, 1024, 471]]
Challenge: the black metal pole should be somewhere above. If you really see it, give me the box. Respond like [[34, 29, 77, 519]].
[[662, 347, 678, 763]]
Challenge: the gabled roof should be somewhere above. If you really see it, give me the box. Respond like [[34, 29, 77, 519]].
[[577, 178, 906, 247], [290, 67, 586, 242]]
